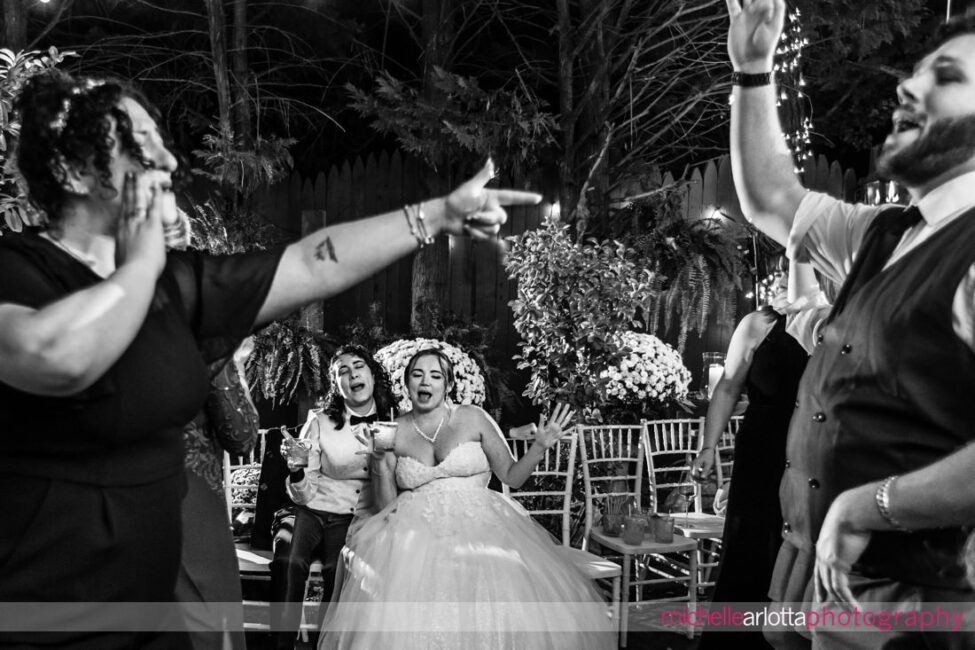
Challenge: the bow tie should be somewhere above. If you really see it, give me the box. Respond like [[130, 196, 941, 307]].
[[350, 413, 378, 426]]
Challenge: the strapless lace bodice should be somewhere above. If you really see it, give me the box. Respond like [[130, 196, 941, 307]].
[[395, 441, 491, 491]]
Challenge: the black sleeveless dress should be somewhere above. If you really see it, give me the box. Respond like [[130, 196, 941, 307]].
[[699, 310, 808, 648]]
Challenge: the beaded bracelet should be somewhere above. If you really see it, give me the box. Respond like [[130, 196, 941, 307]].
[[875, 475, 910, 532]]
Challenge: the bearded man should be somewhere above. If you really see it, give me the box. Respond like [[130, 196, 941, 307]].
[[724, 1, 975, 648]]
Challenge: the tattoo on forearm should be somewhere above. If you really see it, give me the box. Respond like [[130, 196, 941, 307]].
[[314, 237, 338, 263]]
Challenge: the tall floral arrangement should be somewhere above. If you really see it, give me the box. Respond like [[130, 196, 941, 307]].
[[598, 331, 691, 421], [375, 338, 486, 413]]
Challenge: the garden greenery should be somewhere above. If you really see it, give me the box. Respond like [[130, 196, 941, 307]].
[[506, 216, 656, 419]]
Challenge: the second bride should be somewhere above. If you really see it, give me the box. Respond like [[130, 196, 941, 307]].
[[319, 348, 615, 649]]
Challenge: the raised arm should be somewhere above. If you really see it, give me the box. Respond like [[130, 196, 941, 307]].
[[691, 310, 777, 480], [256, 160, 541, 324], [727, 0, 806, 245], [480, 404, 575, 489]]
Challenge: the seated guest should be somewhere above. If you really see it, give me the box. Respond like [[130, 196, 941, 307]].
[[319, 349, 614, 649], [270, 345, 397, 650]]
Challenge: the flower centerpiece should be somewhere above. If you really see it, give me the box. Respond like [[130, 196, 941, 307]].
[[597, 331, 692, 421], [375, 337, 486, 412]]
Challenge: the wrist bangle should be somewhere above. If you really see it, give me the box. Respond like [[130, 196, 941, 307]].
[[731, 71, 773, 87], [875, 475, 909, 532], [414, 202, 435, 246]]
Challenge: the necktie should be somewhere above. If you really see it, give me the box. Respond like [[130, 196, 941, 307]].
[[350, 413, 378, 426], [828, 205, 923, 321]]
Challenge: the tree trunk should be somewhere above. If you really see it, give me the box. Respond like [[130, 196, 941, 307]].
[[573, 0, 611, 237], [2, 0, 28, 52], [556, 0, 576, 228], [203, 0, 233, 138], [231, 0, 253, 147], [410, 0, 454, 335]]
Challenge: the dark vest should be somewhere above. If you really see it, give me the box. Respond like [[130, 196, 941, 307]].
[[781, 205, 975, 589]]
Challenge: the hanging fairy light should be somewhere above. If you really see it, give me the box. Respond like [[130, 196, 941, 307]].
[[773, 4, 812, 174]]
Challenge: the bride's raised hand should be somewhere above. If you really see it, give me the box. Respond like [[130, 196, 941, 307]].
[[535, 403, 576, 449], [442, 159, 542, 240]]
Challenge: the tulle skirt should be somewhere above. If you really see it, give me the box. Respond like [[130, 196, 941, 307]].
[[319, 477, 615, 650]]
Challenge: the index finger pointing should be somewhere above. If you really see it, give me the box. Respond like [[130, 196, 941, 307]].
[[487, 189, 543, 206]]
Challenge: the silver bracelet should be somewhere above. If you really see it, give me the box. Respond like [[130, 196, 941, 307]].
[[875, 475, 909, 532], [402, 205, 424, 248], [413, 202, 435, 246]]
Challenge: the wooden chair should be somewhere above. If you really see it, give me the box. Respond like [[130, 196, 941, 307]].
[[644, 418, 726, 596], [715, 414, 743, 487], [501, 427, 622, 637], [578, 423, 698, 646]]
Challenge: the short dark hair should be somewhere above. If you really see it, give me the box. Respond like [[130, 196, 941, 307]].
[[404, 348, 456, 399], [322, 344, 397, 429], [14, 70, 174, 225]]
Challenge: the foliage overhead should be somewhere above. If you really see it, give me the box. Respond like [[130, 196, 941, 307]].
[[794, 0, 932, 159], [347, 67, 557, 176]]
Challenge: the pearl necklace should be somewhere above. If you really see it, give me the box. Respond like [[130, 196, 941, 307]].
[[411, 412, 446, 444]]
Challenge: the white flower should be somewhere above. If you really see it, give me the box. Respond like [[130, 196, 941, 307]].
[[601, 331, 691, 408], [375, 338, 487, 412]]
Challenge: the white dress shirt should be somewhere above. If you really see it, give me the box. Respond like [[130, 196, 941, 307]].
[[286, 407, 374, 518], [786, 170, 975, 352]]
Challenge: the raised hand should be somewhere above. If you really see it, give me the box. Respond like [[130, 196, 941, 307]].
[[534, 402, 575, 449], [726, 0, 786, 73], [442, 159, 542, 239], [115, 172, 166, 275]]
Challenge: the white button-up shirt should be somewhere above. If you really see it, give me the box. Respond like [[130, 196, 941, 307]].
[[785, 170, 975, 353]]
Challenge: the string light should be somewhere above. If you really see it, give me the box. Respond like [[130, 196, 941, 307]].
[[776, 5, 812, 174]]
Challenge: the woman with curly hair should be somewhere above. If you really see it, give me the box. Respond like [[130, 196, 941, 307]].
[[271, 345, 397, 649], [0, 69, 539, 649]]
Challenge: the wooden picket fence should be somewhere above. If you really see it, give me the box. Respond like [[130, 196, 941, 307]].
[[249, 150, 861, 371]]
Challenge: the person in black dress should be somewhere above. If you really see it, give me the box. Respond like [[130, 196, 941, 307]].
[[0, 70, 540, 649], [691, 264, 813, 649]]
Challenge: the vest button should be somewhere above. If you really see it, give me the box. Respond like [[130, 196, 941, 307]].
[[783, 522, 791, 533], [812, 412, 826, 423], [808, 478, 820, 489], [840, 344, 852, 354]]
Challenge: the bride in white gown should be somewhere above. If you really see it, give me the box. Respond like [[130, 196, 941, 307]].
[[319, 348, 615, 649]]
